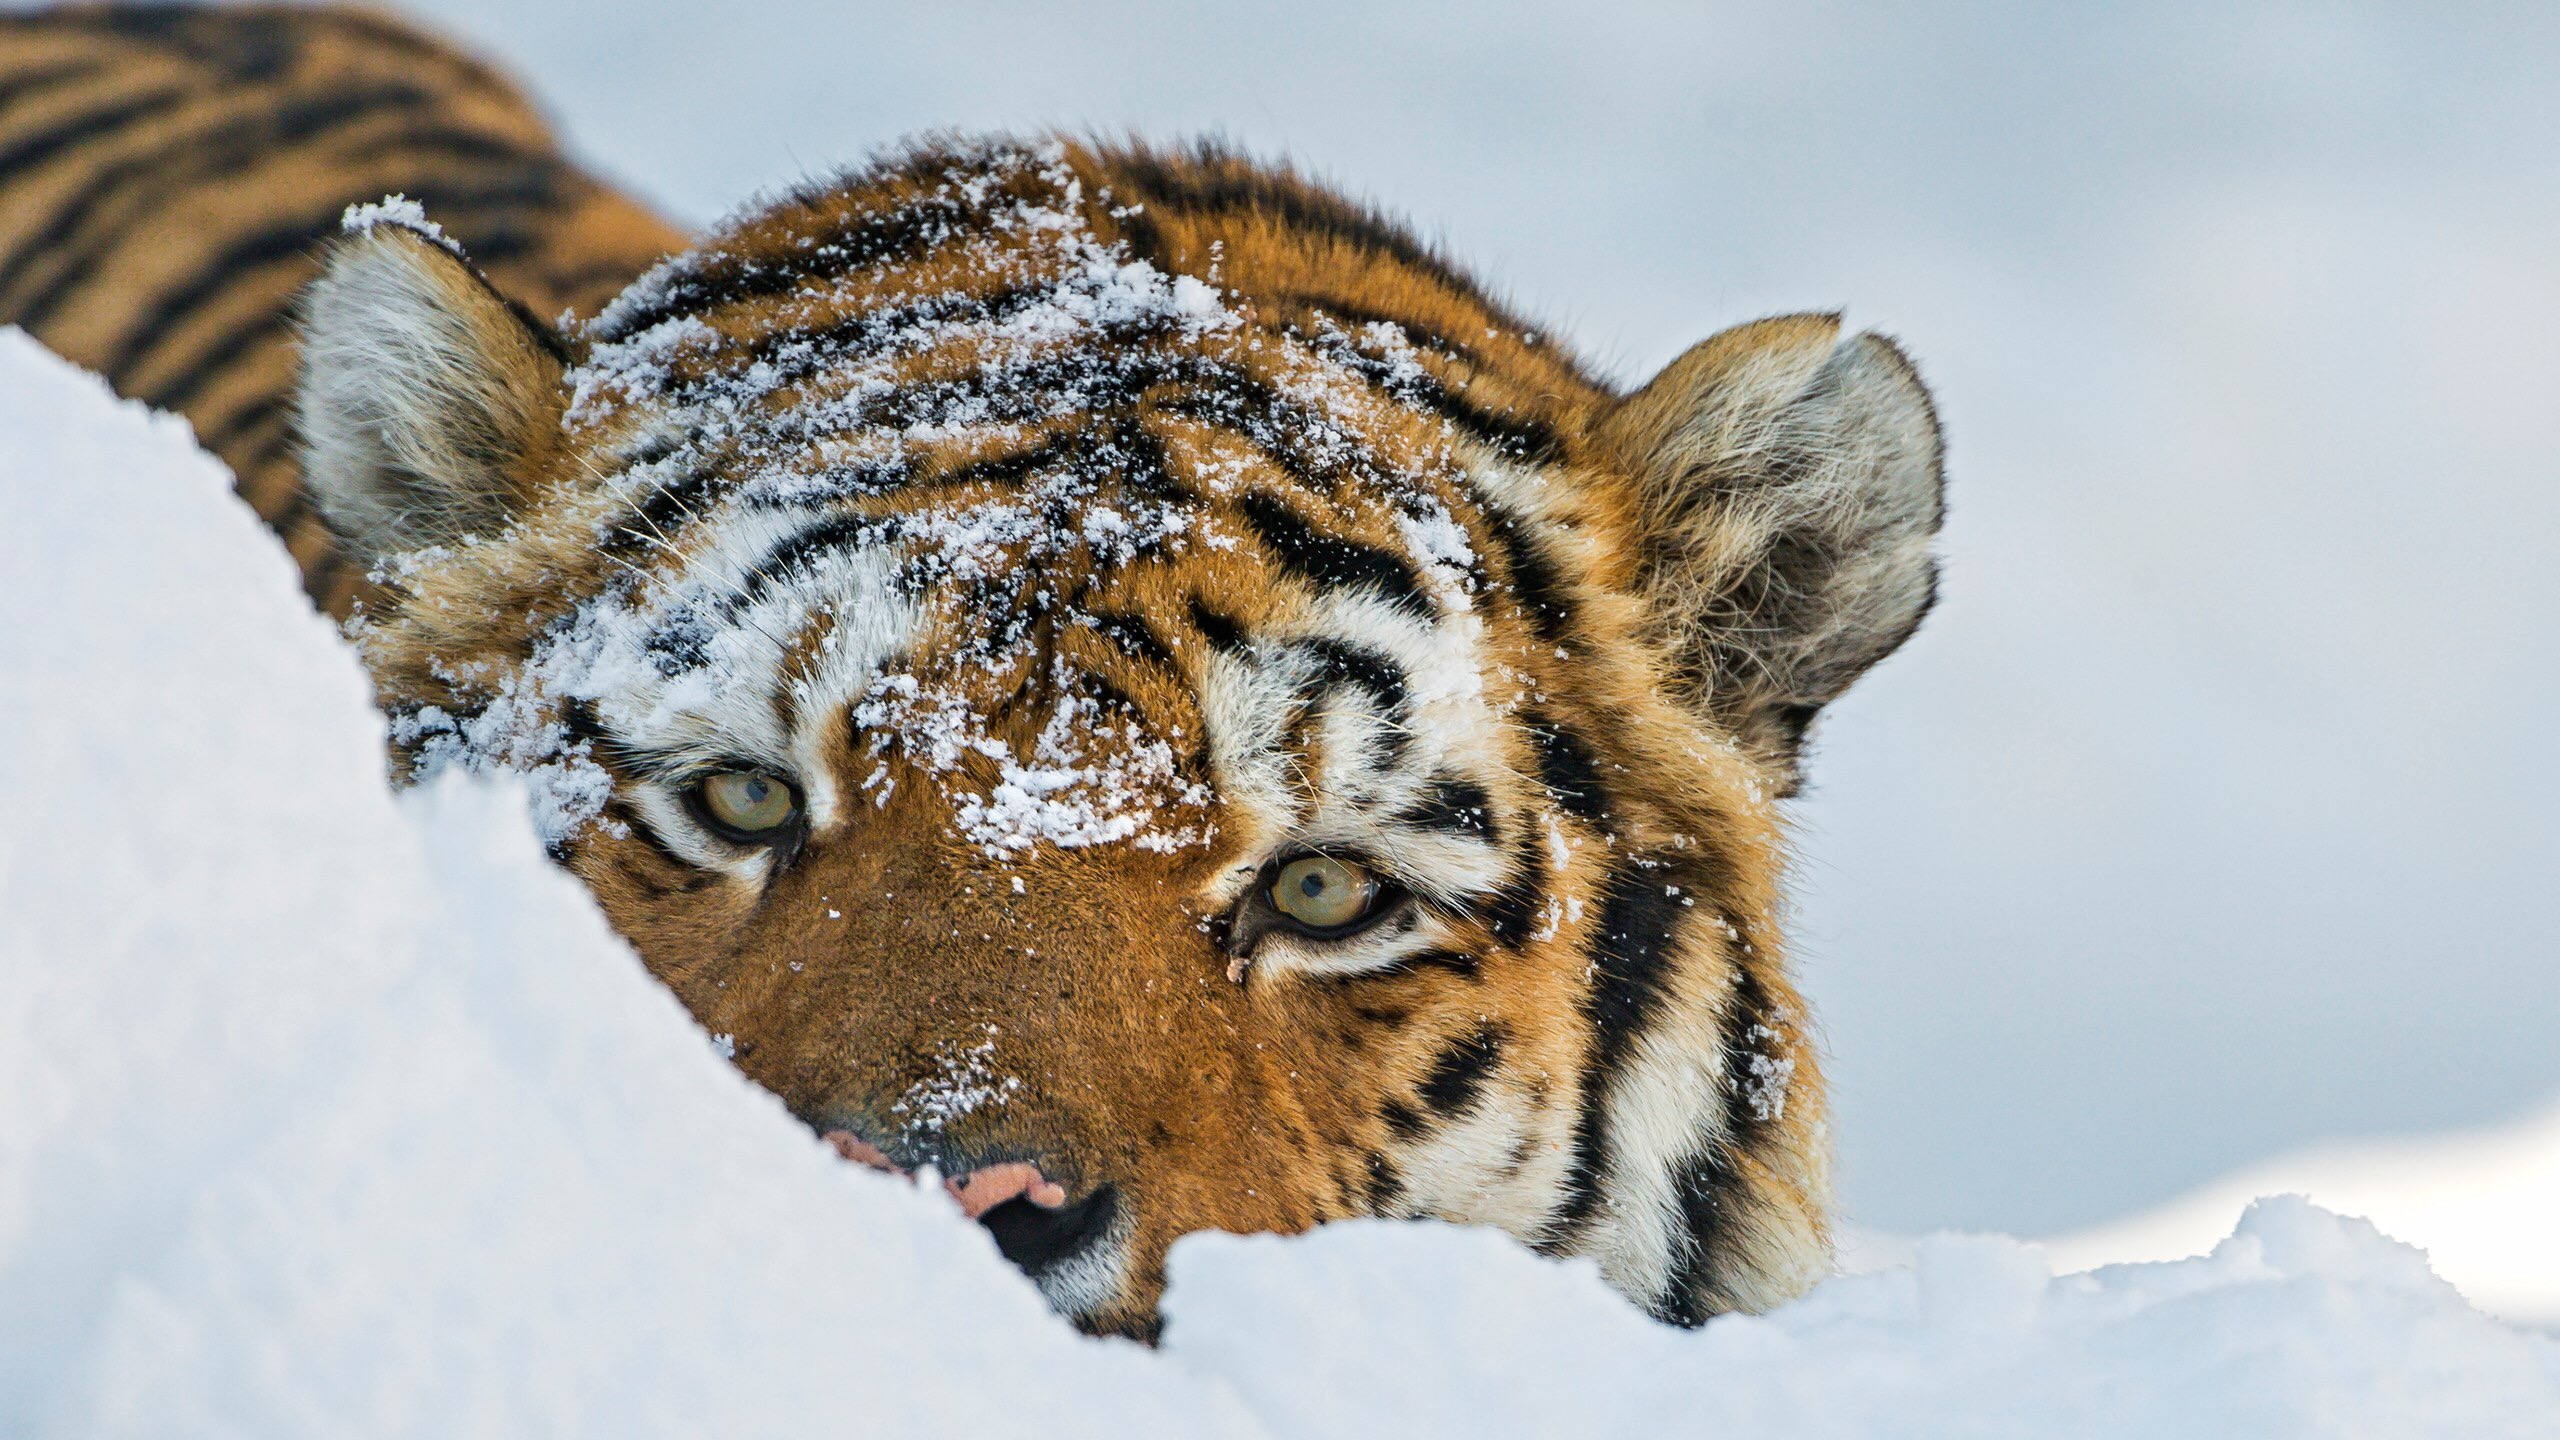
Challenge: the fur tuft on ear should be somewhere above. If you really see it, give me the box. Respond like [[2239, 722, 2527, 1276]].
[[1600, 312, 1946, 791], [295, 218, 568, 564]]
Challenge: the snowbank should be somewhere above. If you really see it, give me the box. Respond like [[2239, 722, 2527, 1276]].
[[2046, 1099, 2560, 1327], [2, 325, 2554, 1436]]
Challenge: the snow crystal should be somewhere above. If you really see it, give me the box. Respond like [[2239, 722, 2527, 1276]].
[[339, 192, 467, 258], [891, 1028, 1025, 1138], [389, 689, 615, 848], [853, 665, 1213, 860], [1739, 1021, 1795, 1122]]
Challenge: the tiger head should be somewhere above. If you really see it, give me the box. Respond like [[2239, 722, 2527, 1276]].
[[294, 140, 1943, 1337]]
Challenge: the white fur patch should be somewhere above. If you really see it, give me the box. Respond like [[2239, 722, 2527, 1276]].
[[297, 224, 555, 561]]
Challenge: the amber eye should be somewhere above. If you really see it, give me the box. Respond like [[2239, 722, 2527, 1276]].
[[1269, 854, 1380, 932], [691, 769, 799, 840]]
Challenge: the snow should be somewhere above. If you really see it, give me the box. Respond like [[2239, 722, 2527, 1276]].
[[0, 327, 1238, 1439], [338, 193, 466, 258], [1175, 1204, 2560, 1438], [2046, 1098, 2560, 1328], [5, 326, 2559, 1434]]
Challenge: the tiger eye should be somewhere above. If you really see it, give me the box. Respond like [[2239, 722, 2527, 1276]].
[[1269, 854, 1378, 931], [695, 769, 798, 838]]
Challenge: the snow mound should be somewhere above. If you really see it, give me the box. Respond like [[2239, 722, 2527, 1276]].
[[2046, 1098, 2560, 1326], [2, 324, 2554, 1437], [0, 329, 1246, 1439]]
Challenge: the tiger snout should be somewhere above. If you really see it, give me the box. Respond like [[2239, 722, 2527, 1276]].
[[627, 803, 1344, 1337], [823, 1129, 1131, 1319]]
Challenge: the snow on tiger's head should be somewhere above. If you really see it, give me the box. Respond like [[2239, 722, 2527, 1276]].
[[295, 136, 1946, 1335]]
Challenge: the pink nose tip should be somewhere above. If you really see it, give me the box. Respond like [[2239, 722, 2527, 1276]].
[[823, 1130, 901, 1172], [944, 1161, 1070, 1218], [821, 1130, 1069, 1216]]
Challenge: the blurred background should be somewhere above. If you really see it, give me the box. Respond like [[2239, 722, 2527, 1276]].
[[277, 0, 2560, 1280]]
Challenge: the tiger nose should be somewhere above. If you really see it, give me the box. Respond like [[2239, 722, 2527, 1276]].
[[824, 1131, 1119, 1281], [975, 1178, 1121, 1279]]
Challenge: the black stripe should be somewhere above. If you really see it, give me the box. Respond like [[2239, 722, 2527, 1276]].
[[228, 416, 297, 489], [198, 394, 280, 453], [725, 276, 1061, 390], [1657, 1145, 1746, 1326], [1279, 292, 1487, 368], [85, 6, 296, 81], [1475, 500, 1577, 644], [331, 121, 557, 173], [0, 83, 193, 195], [1526, 712, 1609, 823], [1186, 598, 1247, 653], [1238, 491, 1431, 618], [1412, 381, 1567, 466], [129, 309, 289, 416], [598, 797, 720, 896], [923, 429, 1077, 491], [727, 339, 1208, 449], [0, 81, 435, 314], [723, 512, 876, 614], [587, 174, 1029, 341], [1381, 1099, 1428, 1141], [1103, 143, 1496, 324], [1471, 833, 1548, 949], [559, 698, 613, 749], [1348, 1001, 1410, 1029], [1152, 382, 1345, 495], [1298, 636, 1408, 718], [1548, 861, 1689, 1238], [88, 216, 330, 381], [296, 9, 492, 74], [643, 605, 716, 677], [1397, 776, 1496, 840], [1656, 959, 1783, 1324], [1082, 671, 1148, 727], [1418, 1022, 1506, 1116], [1103, 415, 1195, 503], [1396, 948, 1480, 980], [607, 464, 725, 557], [1287, 300, 1567, 463], [299, 545, 355, 607], [1081, 610, 1178, 671], [0, 59, 108, 121], [1361, 1150, 1405, 1212], [1101, 196, 1170, 271], [261, 483, 313, 535], [1716, 962, 1783, 1144]]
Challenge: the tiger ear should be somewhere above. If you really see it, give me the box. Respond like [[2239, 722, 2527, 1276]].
[[1597, 312, 1946, 793], [295, 217, 568, 564]]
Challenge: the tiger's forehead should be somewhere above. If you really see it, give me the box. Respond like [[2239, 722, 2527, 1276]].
[[505, 140, 1561, 863]]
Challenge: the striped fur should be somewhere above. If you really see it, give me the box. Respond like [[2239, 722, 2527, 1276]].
[[0, 3, 681, 609], [4, 8, 1945, 1337]]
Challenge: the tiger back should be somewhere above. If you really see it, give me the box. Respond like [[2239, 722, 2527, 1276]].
[[0, 3, 681, 608]]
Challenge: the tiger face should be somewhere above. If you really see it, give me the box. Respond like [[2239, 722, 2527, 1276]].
[[297, 140, 1943, 1336]]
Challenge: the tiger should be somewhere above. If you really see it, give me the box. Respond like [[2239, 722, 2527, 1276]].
[[1, 5, 1947, 1339]]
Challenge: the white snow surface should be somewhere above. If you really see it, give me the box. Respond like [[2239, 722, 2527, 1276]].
[[2045, 1097, 2560, 1328], [4, 324, 2556, 1435]]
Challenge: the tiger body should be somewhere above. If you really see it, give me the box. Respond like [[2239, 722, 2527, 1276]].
[[3, 5, 1946, 1338]]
